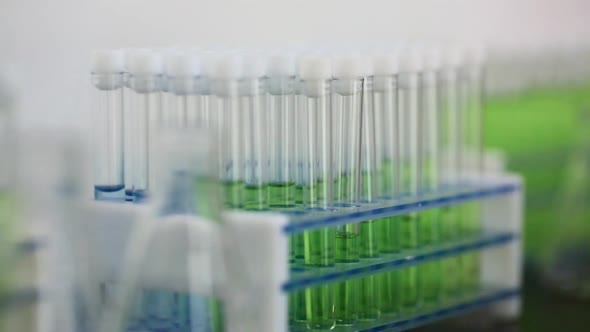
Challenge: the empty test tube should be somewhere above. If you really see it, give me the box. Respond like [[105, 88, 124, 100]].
[[397, 46, 424, 312], [372, 51, 402, 316], [298, 53, 335, 331], [91, 50, 125, 201], [163, 50, 201, 130], [126, 49, 163, 202], [240, 53, 269, 211]]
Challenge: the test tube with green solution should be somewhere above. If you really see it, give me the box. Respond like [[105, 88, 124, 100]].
[[211, 54, 244, 209], [240, 53, 269, 211], [331, 54, 365, 325], [397, 46, 424, 313], [299, 54, 336, 331], [372, 51, 402, 317]]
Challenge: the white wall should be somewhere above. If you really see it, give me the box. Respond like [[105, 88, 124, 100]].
[[1, 0, 589, 129]]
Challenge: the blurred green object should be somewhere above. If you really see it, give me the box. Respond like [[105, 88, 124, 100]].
[[486, 84, 590, 269]]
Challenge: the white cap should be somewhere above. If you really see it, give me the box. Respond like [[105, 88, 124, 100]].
[[464, 43, 486, 66], [423, 45, 443, 71], [166, 51, 200, 77], [398, 46, 424, 72], [298, 53, 332, 80], [266, 52, 296, 77], [372, 51, 399, 76], [91, 50, 124, 74], [211, 53, 242, 79], [332, 54, 365, 79], [126, 49, 163, 75], [240, 52, 267, 78], [443, 44, 465, 68]]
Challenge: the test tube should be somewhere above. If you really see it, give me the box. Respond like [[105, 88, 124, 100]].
[[397, 46, 423, 312], [211, 54, 243, 209], [91, 50, 125, 201], [418, 45, 443, 307], [267, 53, 297, 210], [165, 50, 201, 130], [240, 53, 268, 211], [372, 51, 402, 316], [126, 49, 163, 202], [459, 45, 486, 293], [439, 45, 464, 298], [359, 54, 381, 320], [331, 54, 364, 325], [298, 53, 335, 331]]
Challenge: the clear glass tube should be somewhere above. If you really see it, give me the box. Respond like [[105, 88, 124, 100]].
[[374, 74, 402, 316], [166, 76, 201, 130], [300, 78, 335, 331], [123, 73, 134, 201], [213, 79, 243, 209], [267, 76, 297, 209], [92, 72, 125, 200], [240, 77, 268, 211], [128, 74, 162, 202], [397, 70, 422, 312]]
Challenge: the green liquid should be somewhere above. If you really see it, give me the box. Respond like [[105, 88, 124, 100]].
[[268, 182, 296, 208], [378, 216, 401, 316], [223, 180, 243, 209], [459, 202, 482, 293], [334, 229, 359, 325], [440, 207, 461, 298], [289, 185, 307, 326], [243, 184, 268, 211], [419, 209, 442, 306], [304, 228, 335, 329], [400, 213, 420, 311]]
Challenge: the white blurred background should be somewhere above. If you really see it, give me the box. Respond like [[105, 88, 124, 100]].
[[1, 0, 589, 130]]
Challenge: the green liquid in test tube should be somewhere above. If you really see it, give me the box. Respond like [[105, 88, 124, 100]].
[[299, 55, 336, 331]]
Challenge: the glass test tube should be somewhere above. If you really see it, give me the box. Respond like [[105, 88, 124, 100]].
[[165, 51, 201, 131], [397, 48, 423, 312], [331, 55, 364, 325], [439, 47, 463, 298], [240, 55, 268, 211], [126, 49, 163, 202], [418, 48, 443, 307], [359, 59, 380, 321], [91, 50, 125, 201], [212, 55, 243, 209], [372, 52, 402, 317], [299, 54, 335, 331]]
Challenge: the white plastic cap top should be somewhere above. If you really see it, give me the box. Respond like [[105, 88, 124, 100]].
[[298, 54, 332, 80], [360, 54, 374, 77], [332, 54, 365, 79], [167, 51, 200, 77], [126, 49, 163, 75], [92, 50, 124, 73], [443, 44, 465, 68], [240, 52, 267, 78], [465, 43, 487, 66], [212, 53, 242, 79], [423, 45, 443, 71], [266, 52, 296, 77], [398, 46, 424, 72], [372, 51, 399, 76], [198, 50, 218, 78]]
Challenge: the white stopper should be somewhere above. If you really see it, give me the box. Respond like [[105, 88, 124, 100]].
[[266, 52, 296, 77], [241, 52, 267, 78], [372, 51, 399, 76], [211, 53, 242, 80], [398, 46, 424, 72], [91, 50, 124, 74], [332, 54, 365, 79], [167, 51, 200, 77], [298, 54, 332, 80], [126, 49, 163, 75]]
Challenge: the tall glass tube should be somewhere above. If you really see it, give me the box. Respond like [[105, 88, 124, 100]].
[[91, 50, 125, 201], [166, 52, 201, 131], [418, 49, 443, 307], [397, 51, 423, 312], [331, 55, 364, 325], [212, 55, 243, 209], [299, 55, 335, 331], [127, 50, 163, 202], [373, 53, 401, 317], [240, 67, 268, 211]]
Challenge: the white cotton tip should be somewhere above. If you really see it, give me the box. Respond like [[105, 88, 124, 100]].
[[266, 52, 296, 77], [126, 49, 163, 75], [372, 51, 399, 76], [166, 51, 200, 77], [298, 53, 332, 80], [91, 49, 124, 74], [211, 53, 242, 80], [398, 46, 424, 72], [240, 52, 267, 78], [332, 54, 365, 79]]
